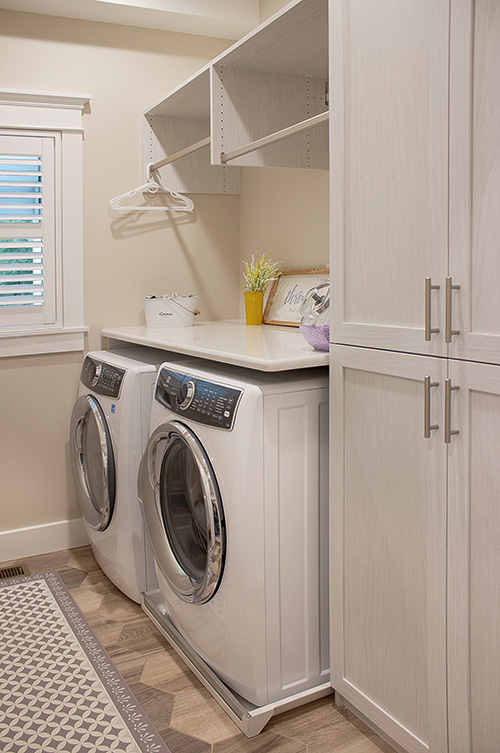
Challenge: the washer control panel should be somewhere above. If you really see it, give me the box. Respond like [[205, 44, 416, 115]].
[[80, 356, 126, 398], [155, 368, 243, 430]]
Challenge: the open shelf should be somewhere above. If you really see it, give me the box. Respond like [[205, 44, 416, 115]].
[[144, 69, 241, 195], [142, 0, 328, 191]]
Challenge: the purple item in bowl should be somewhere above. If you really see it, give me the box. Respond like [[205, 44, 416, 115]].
[[300, 322, 330, 351]]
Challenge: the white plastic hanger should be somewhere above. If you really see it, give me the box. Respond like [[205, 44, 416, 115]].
[[109, 163, 194, 213]]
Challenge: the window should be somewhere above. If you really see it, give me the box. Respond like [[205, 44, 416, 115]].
[[0, 133, 55, 327], [0, 90, 91, 356]]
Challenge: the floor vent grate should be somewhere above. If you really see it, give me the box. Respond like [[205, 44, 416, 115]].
[[0, 565, 29, 580]]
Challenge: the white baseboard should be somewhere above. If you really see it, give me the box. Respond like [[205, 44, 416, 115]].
[[0, 518, 90, 562]]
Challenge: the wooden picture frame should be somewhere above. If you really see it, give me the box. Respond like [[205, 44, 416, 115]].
[[263, 268, 329, 327]]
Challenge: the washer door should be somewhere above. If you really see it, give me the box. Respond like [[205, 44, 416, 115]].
[[139, 421, 225, 604], [70, 394, 115, 531]]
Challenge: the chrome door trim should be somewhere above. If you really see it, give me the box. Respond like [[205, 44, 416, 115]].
[[138, 420, 225, 604], [70, 394, 115, 531]]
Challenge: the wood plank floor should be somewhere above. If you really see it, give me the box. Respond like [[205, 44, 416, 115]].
[[0, 546, 396, 753]]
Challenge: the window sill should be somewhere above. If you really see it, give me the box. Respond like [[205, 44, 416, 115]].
[[0, 326, 88, 357]]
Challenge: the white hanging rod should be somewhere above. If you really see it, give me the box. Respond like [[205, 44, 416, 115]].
[[149, 136, 211, 173], [219, 111, 329, 165]]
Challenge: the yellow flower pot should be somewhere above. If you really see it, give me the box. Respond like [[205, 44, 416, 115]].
[[243, 290, 264, 326]]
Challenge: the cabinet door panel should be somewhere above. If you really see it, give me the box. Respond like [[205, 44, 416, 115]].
[[330, 346, 447, 753], [329, 0, 449, 356], [449, 0, 500, 364], [448, 359, 500, 752]]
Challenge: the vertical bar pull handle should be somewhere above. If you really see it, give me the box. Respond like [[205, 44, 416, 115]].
[[425, 278, 440, 341], [445, 277, 461, 343], [424, 376, 439, 438], [444, 378, 460, 444]]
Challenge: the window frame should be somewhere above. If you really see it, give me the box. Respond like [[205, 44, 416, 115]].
[[0, 89, 91, 357]]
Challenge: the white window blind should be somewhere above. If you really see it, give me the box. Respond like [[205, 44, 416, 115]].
[[0, 133, 56, 328]]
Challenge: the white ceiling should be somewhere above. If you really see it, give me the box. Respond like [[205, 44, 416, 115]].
[[0, 0, 262, 39]]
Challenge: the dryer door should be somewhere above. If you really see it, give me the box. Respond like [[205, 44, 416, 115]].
[[139, 421, 225, 604], [70, 394, 115, 531]]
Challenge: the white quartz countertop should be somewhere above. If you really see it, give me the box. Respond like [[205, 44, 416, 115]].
[[102, 320, 329, 372]]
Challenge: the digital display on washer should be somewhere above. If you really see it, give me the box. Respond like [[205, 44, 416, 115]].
[[155, 367, 243, 430], [80, 356, 126, 398]]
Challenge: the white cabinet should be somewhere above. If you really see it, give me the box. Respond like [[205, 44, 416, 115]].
[[330, 345, 448, 753], [331, 348, 500, 753], [329, 1, 500, 752], [448, 0, 500, 365], [447, 359, 500, 753], [329, 0, 449, 357], [330, 0, 500, 366]]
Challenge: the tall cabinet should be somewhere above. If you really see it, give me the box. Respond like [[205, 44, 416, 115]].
[[329, 1, 500, 753]]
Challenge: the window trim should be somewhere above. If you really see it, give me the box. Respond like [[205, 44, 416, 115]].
[[0, 89, 91, 357]]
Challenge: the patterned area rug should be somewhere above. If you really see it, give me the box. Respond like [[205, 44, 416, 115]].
[[0, 571, 171, 753]]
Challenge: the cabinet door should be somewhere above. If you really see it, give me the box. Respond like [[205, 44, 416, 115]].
[[329, 0, 449, 356], [447, 359, 500, 752], [449, 0, 500, 365], [330, 345, 448, 753]]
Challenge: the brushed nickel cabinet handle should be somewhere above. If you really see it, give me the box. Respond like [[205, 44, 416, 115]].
[[444, 378, 460, 444], [425, 277, 440, 341], [445, 277, 461, 343], [424, 376, 439, 438]]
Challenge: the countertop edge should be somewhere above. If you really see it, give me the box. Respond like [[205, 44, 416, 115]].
[[101, 325, 329, 372]]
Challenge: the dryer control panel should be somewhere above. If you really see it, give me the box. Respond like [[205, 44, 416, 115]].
[[80, 356, 126, 399], [155, 367, 243, 430]]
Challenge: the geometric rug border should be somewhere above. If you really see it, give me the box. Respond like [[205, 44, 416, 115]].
[[0, 570, 172, 753]]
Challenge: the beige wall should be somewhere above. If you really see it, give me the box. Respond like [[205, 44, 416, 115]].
[[0, 9, 237, 533], [250, 0, 329, 314], [0, 7, 329, 537], [238, 167, 329, 317]]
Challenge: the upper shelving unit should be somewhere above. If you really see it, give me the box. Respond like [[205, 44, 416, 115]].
[[144, 67, 242, 195], [143, 0, 328, 193]]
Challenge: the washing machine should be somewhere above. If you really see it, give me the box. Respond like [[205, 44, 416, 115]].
[[138, 358, 330, 725], [69, 348, 177, 603]]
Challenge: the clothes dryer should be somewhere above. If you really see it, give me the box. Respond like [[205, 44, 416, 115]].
[[69, 348, 174, 602], [138, 358, 330, 725]]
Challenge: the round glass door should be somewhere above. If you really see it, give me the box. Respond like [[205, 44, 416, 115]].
[[70, 394, 115, 531], [138, 421, 225, 604]]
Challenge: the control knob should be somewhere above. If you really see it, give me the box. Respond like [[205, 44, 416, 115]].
[[90, 363, 103, 387], [176, 380, 196, 410]]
